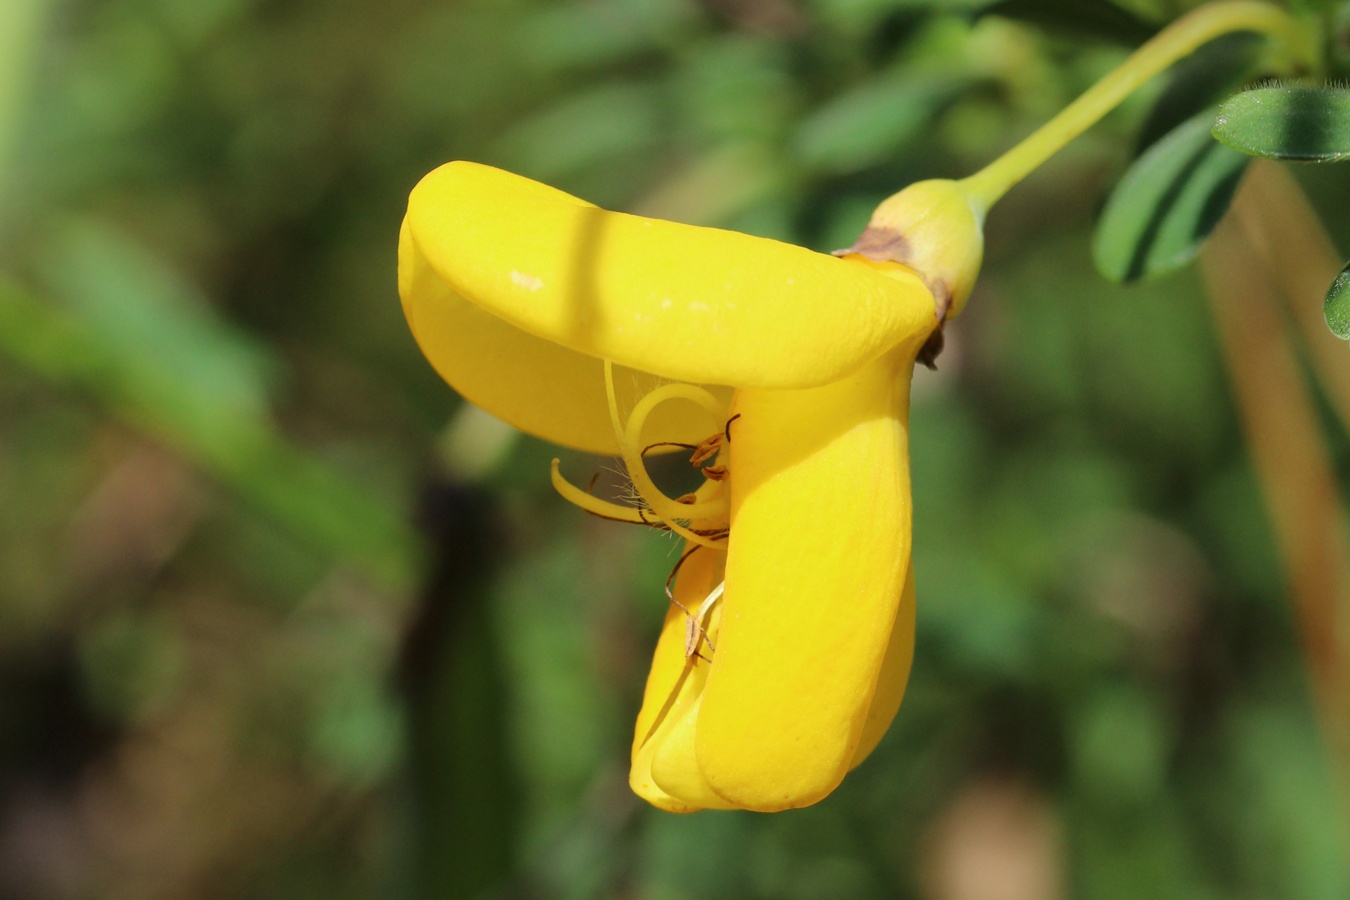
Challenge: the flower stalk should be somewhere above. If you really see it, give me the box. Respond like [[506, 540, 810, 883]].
[[959, 0, 1316, 214]]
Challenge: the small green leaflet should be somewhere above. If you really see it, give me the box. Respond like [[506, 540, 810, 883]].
[[1213, 86, 1350, 162], [1093, 109, 1249, 284], [1325, 262, 1350, 340]]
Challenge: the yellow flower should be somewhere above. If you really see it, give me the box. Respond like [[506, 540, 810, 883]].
[[394, 0, 1312, 815], [398, 161, 981, 812]]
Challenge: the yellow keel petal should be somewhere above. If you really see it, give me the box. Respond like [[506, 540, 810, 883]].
[[649, 688, 738, 811], [695, 350, 918, 811], [629, 544, 731, 812], [404, 161, 937, 390]]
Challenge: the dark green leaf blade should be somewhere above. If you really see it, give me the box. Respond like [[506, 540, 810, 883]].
[[1135, 32, 1261, 153], [980, 0, 1156, 45], [1324, 261, 1350, 339], [1094, 110, 1250, 283], [1213, 86, 1350, 162]]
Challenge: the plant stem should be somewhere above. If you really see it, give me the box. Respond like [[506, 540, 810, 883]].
[[1201, 183, 1350, 841], [1237, 162, 1350, 431], [959, 0, 1315, 214]]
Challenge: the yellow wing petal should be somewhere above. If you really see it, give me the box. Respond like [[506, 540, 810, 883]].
[[404, 161, 937, 390], [694, 349, 917, 811], [400, 219, 731, 454]]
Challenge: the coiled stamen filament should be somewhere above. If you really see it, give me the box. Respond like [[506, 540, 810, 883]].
[[609, 364, 729, 522], [550, 363, 731, 548], [550, 459, 653, 525]]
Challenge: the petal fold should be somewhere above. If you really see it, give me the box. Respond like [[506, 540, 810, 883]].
[[403, 161, 937, 390], [849, 562, 916, 768]]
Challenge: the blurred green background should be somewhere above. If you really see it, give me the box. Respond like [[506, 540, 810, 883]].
[[2, 0, 1349, 897]]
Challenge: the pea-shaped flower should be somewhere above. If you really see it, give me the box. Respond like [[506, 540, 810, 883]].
[[399, 161, 982, 812], [397, 0, 1317, 814]]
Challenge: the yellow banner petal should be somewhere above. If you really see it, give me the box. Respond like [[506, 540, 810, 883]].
[[404, 161, 937, 390], [400, 220, 730, 454]]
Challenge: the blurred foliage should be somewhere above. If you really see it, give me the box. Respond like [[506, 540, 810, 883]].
[[1, 0, 1349, 898]]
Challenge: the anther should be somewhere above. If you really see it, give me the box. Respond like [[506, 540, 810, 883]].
[[643, 441, 698, 457], [602, 361, 729, 545], [701, 465, 728, 482], [689, 433, 722, 467]]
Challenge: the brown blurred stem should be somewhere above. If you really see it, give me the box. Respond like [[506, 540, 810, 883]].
[[1230, 162, 1350, 429], [1200, 172, 1350, 805]]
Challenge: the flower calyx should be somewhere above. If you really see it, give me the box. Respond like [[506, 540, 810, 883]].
[[835, 179, 986, 367]]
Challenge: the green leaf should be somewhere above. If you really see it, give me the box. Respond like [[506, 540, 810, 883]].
[[35, 217, 275, 446], [791, 71, 966, 174], [0, 221, 422, 589], [520, 0, 693, 73], [1324, 261, 1350, 339], [1213, 85, 1350, 162], [1094, 110, 1249, 284], [980, 0, 1156, 45], [490, 82, 664, 181]]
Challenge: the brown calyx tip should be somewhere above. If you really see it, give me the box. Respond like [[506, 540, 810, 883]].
[[916, 281, 950, 368], [837, 229, 952, 366], [835, 227, 953, 322], [927, 279, 952, 325], [833, 226, 909, 265]]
